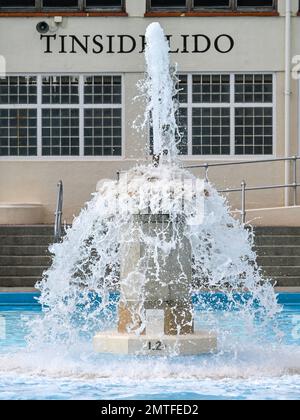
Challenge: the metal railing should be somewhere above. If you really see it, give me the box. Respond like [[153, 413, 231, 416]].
[[52, 157, 300, 235], [185, 156, 300, 224], [54, 180, 64, 242]]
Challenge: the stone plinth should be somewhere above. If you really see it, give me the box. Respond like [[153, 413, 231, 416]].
[[93, 176, 217, 356], [118, 214, 194, 337], [93, 331, 217, 356]]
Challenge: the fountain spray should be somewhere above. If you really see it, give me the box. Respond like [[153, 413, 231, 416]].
[[27, 23, 279, 357]]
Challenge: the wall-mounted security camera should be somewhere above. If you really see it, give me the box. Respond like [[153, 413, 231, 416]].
[[36, 22, 50, 34]]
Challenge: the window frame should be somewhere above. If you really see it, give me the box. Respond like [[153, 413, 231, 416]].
[[0, 1, 37, 11], [235, 0, 276, 11], [41, 1, 80, 12], [0, 0, 126, 12], [0, 73, 125, 161], [148, 0, 189, 11], [84, 1, 125, 11], [146, 0, 277, 13], [174, 72, 276, 160], [193, 1, 232, 12]]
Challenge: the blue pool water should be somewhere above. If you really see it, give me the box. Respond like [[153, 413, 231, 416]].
[[0, 293, 300, 400]]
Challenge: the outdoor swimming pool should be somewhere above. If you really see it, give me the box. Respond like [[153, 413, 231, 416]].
[[0, 292, 299, 400]]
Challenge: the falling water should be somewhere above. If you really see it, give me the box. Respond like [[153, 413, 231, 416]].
[[22, 23, 281, 356]]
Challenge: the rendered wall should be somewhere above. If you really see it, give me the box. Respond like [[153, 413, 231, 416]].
[[0, 3, 299, 223]]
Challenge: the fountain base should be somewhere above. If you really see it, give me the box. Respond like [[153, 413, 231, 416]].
[[93, 332, 217, 356]]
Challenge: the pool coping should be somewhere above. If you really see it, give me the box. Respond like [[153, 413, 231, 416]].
[[0, 288, 299, 307], [275, 287, 300, 293], [0, 288, 37, 293]]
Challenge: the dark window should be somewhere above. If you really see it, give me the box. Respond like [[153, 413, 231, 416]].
[[150, 0, 187, 8], [0, 109, 37, 157], [42, 0, 78, 7], [86, 0, 123, 8], [0, 0, 124, 10], [149, 73, 274, 157], [42, 76, 79, 105], [42, 108, 79, 156], [237, 0, 274, 7], [0, 0, 35, 7], [194, 0, 230, 8], [235, 107, 273, 155], [0, 74, 122, 158], [177, 74, 188, 104], [0, 76, 37, 105], [84, 75, 122, 156], [192, 107, 230, 155], [84, 76, 122, 105], [235, 74, 273, 103], [193, 75, 230, 103], [148, 0, 275, 11], [84, 108, 122, 156]]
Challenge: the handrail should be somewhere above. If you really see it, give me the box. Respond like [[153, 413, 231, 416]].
[[218, 183, 300, 194], [185, 156, 299, 171], [54, 180, 63, 242], [186, 156, 298, 168], [220, 182, 300, 224], [185, 156, 299, 224]]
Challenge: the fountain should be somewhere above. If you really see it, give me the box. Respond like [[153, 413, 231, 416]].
[[93, 23, 218, 355], [27, 23, 279, 361], [1, 22, 299, 402], [0, 24, 300, 400], [93, 175, 217, 355]]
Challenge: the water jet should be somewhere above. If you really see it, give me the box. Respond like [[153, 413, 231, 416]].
[[93, 23, 217, 355]]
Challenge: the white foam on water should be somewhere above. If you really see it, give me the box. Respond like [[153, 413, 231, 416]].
[[0, 341, 300, 381]]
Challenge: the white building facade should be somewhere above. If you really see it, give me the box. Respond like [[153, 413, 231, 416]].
[[0, 0, 299, 224]]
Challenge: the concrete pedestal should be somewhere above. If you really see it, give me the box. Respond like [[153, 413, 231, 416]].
[[117, 214, 195, 337], [93, 331, 217, 356], [93, 179, 217, 356]]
